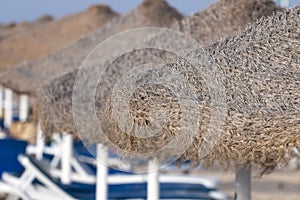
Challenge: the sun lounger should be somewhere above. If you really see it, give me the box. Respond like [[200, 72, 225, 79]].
[[0, 154, 226, 199]]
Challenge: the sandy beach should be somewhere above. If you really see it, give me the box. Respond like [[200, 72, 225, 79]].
[[197, 168, 300, 200]]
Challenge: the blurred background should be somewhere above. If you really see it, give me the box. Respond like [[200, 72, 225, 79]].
[[1, 0, 300, 23]]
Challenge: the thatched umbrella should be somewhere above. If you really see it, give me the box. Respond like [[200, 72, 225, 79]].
[[108, 6, 300, 168], [0, 19, 54, 72], [173, 0, 281, 44], [0, 0, 183, 95], [36, 5, 299, 170], [31, 3, 296, 199], [0, 4, 119, 129], [0, 19, 48, 43], [34, 0, 281, 138], [0, 5, 118, 71], [0, 15, 53, 41]]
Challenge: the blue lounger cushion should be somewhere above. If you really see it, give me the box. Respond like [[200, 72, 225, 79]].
[[0, 139, 27, 177]]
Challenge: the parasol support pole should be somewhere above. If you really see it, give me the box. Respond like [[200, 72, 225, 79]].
[[96, 144, 108, 200], [36, 123, 44, 160], [4, 88, 13, 129], [147, 158, 160, 200], [235, 164, 251, 200], [19, 94, 29, 122], [61, 133, 73, 184], [0, 85, 3, 119]]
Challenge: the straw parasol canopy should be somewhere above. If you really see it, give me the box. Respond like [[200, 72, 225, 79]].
[[173, 0, 281, 44], [146, 0, 281, 58], [35, 0, 282, 138], [107, 6, 300, 169], [0, 0, 183, 95], [36, 0, 279, 137], [37, 6, 299, 169], [0, 15, 54, 41], [0, 4, 118, 72], [0, 16, 53, 42], [0, 18, 54, 72]]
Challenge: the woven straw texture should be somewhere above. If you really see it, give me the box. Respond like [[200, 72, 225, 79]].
[[35, 3, 298, 169], [35, 0, 280, 136], [173, 0, 281, 44], [106, 7, 300, 168]]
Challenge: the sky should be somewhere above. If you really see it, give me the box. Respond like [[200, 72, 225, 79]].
[[0, 0, 299, 24]]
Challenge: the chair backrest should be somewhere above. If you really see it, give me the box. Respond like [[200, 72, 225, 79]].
[[0, 138, 27, 177], [73, 141, 133, 175], [28, 156, 95, 199]]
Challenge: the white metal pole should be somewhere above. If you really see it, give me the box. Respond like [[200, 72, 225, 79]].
[[61, 133, 73, 184], [36, 123, 44, 160], [96, 144, 108, 200], [19, 94, 29, 122], [235, 164, 251, 200], [0, 86, 3, 119], [147, 158, 160, 200], [4, 88, 13, 129]]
